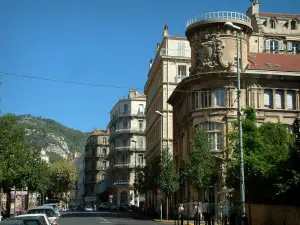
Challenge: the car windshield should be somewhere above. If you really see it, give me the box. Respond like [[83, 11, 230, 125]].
[[24, 221, 39, 225], [27, 209, 56, 217], [46, 205, 58, 211]]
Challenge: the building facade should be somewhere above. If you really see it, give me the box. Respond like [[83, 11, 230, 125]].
[[84, 128, 110, 206], [168, 9, 300, 218], [107, 89, 146, 206], [144, 25, 191, 213], [247, 0, 300, 54], [70, 152, 85, 206]]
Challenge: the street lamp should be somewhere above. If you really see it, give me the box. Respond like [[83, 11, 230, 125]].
[[131, 140, 138, 206], [155, 110, 163, 221], [224, 21, 246, 223]]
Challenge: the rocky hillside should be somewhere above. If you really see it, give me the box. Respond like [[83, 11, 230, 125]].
[[14, 114, 89, 163]]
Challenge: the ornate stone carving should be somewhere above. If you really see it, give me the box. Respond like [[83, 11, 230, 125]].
[[190, 32, 234, 74]]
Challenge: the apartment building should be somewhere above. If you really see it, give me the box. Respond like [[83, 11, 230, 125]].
[[144, 25, 191, 163], [247, 0, 300, 54], [168, 6, 300, 218], [70, 152, 85, 206], [107, 89, 146, 206], [84, 128, 110, 205]]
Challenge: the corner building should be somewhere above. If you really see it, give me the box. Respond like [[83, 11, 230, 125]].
[[144, 25, 191, 213], [107, 89, 146, 206], [168, 10, 300, 218]]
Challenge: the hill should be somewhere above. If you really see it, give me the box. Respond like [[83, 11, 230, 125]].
[[14, 114, 90, 163]]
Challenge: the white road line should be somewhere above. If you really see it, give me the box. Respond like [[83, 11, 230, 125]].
[[98, 217, 112, 223]]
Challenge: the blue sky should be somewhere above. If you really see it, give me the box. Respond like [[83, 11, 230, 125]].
[[0, 0, 299, 132]]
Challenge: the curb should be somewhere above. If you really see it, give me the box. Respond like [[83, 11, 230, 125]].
[[152, 220, 194, 225]]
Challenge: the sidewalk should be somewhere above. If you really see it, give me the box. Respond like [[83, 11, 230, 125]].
[[153, 219, 203, 225]]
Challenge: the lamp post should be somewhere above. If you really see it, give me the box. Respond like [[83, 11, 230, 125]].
[[155, 110, 163, 221], [131, 140, 138, 206], [224, 21, 246, 223]]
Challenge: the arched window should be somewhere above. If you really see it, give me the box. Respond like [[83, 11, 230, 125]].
[[270, 19, 276, 29], [291, 20, 297, 30]]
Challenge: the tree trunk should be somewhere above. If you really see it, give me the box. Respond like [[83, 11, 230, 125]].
[[166, 196, 169, 220], [6, 188, 11, 217]]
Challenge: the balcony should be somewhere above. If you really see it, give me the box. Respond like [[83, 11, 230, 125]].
[[95, 153, 107, 158], [113, 163, 135, 169], [109, 111, 146, 125], [186, 11, 251, 29], [112, 180, 130, 186], [95, 165, 107, 170]]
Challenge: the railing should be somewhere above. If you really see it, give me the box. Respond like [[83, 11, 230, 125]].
[[186, 11, 251, 28], [159, 48, 191, 58], [95, 153, 107, 158], [95, 165, 106, 170], [113, 180, 130, 186], [110, 111, 146, 124], [113, 163, 135, 168]]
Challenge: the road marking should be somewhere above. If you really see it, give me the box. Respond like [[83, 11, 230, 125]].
[[98, 217, 112, 223]]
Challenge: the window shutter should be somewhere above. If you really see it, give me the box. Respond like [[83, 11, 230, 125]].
[[287, 42, 293, 51], [265, 40, 270, 50], [275, 91, 283, 109], [287, 91, 295, 109], [278, 41, 284, 50], [264, 91, 270, 107]]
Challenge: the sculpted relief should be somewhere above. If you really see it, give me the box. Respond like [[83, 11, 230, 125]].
[[189, 32, 234, 75]]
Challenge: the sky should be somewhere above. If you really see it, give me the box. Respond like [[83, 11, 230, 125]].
[[0, 0, 299, 132]]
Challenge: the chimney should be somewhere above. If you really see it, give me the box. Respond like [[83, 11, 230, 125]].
[[129, 88, 138, 98], [163, 24, 169, 37]]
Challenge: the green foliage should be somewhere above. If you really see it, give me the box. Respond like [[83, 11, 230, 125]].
[[134, 164, 157, 193], [47, 159, 78, 198], [154, 150, 179, 197], [0, 114, 50, 193], [226, 107, 296, 203], [13, 114, 89, 162], [184, 125, 215, 190]]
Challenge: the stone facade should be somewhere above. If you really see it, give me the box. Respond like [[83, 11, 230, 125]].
[[168, 9, 300, 219]]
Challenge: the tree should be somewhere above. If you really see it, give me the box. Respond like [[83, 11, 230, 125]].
[[184, 126, 215, 195], [226, 107, 295, 203], [0, 114, 50, 214], [46, 159, 77, 198], [153, 150, 179, 220]]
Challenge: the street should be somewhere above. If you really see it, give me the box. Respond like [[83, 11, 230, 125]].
[[59, 211, 165, 225]]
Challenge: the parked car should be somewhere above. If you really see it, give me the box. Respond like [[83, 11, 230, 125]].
[[43, 204, 60, 218], [4, 215, 48, 225], [15, 214, 51, 225], [84, 206, 93, 212], [0, 220, 24, 225], [26, 206, 59, 225]]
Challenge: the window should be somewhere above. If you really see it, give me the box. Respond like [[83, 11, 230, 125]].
[[215, 89, 225, 107], [283, 124, 294, 133], [138, 137, 144, 148], [291, 21, 297, 30], [275, 90, 284, 109], [102, 161, 106, 168], [177, 42, 186, 56], [178, 65, 186, 77], [122, 139, 127, 146], [123, 121, 128, 129], [264, 89, 273, 108], [203, 122, 223, 151], [270, 19, 276, 29], [138, 104, 144, 114], [234, 57, 242, 69], [122, 154, 129, 163], [201, 91, 212, 108], [103, 137, 107, 144], [124, 104, 128, 113], [138, 154, 144, 165], [139, 120, 143, 131], [287, 91, 296, 109], [265, 40, 283, 52]]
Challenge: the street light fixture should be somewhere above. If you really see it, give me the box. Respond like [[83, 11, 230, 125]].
[[224, 21, 246, 223], [155, 110, 163, 221]]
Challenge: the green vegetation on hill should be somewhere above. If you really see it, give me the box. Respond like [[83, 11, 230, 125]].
[[13, 114, 89, 162]]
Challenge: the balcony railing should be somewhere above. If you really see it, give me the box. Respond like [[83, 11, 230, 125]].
[[158, 48, 191, 58], [109, 111, 146, 125], [95, 153, 107, 158], [110, 128, 145, 138], [113, 180, 130, 186], [186, 11, 251, 28], [113, 163, 135, 168]]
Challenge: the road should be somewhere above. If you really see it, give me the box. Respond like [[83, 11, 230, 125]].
[[59, 211, 168, 225]]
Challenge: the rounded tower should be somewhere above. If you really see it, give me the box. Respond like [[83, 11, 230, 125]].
[[185, 11, 253, 74]]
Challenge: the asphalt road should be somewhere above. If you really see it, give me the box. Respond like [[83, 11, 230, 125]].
[[59, 211, 167, 225]]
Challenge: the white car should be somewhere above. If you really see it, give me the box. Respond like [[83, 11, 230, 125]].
[[15, 214, 51, 225], [43, 204, 60, 217], [84, 206, 94, 212], [27, 206, 59, 225]]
